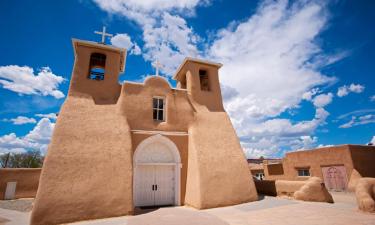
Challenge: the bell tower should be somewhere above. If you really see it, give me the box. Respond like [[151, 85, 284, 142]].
[[173, 58, 224, 112], [69, 31, 126, 104]]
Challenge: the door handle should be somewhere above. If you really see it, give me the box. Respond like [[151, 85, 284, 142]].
[[155, 185, 157, 191], [152, 185, 155, 191]]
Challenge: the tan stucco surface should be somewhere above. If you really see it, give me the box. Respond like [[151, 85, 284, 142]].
[[348, 169, 362, 192], [355, 178, 375, 213], [293, 177, 333, 203], [0, 169, 41, 200], [185, 112, 258, 209], [255, 177, 333, 203], [31, 40, 257, 224]]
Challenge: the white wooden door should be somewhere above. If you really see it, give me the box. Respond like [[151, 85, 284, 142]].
[[4, 182, 17, 200], [135, 166, 155, 207], [154, 165, 175, 206], [134, 165, 175, 207]]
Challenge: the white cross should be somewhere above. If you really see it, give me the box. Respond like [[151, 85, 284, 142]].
[[152, 60, 163, 76], [94, 26, 113, 44]]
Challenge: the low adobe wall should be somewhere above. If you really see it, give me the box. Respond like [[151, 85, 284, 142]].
[[254, 179, 305, 197], [355, 178, 375, 213], [0, 168, 41, 200], [255, 177, 333, 203]]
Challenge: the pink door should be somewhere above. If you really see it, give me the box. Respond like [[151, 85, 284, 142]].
[[321, 166, 348, 191]]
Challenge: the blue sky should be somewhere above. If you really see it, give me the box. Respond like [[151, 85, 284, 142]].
[[0, 0, 374, 158]]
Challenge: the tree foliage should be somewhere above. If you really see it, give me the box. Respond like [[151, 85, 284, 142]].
[[0, 150, 44, 168]]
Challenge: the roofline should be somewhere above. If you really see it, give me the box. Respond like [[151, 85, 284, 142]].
[[72, 38, 127, 72], [285, 144, 374, 156], [173, 57, 223, 80]]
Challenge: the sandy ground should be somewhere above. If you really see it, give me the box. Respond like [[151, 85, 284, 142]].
[[0, 192, 374, 225]]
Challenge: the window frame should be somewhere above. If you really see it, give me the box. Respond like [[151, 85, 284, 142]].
[[152, 96, 166, 122], [297, 168, 310, 177], [199, 69, 210, 91], [88, 53, 106, 81]]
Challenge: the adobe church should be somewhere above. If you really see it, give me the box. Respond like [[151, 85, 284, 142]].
[[30, 29, 257, 225]]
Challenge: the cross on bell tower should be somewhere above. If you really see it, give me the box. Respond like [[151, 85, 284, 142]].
[[94, 26, 113, 44], [152, 60, 163, 76]]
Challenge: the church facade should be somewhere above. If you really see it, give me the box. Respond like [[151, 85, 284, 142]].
[[30, 39, 257, 225]]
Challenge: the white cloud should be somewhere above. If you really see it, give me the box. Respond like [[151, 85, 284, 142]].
[[111, 33, 141, 55], [141, 12, 200, 75], [337, 109, 375, 120], [337, 83, 365, 97], [35, 113, 57, 120], [0, 66, 65, 99], [25, 118, 55, 144], [93, 0, 208, 25], [3, 116, 37, 125], [93, 0, 346, 157], [302, 88, 319, 101], [370, 95, 375, 102], [0, 118, 54, 154], [206, 0, 340, 156], [339, 114, 375, 128], [94, 0, 202, 76], [312, 93, 333, 108]]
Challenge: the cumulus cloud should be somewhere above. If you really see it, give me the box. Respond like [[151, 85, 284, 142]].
[[0, 118, 54, 155], [141, 13, 200, 75], [207, 0, 340, 156], [312, 93, 333, 108], [111, 33, 141, 55], [302, 88, 319, 101], [93, 0, 209, 25], [370, 95, 375, 102], [0, 66, 65, 99], [35, 113, 57, 120], [94, 0, 201, 76], [337, 83, 365, 97], [3, 116, 37, 125], [93, 0, 347, 157]]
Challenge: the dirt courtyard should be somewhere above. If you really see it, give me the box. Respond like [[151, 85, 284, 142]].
[[0, 192, 374, 225]]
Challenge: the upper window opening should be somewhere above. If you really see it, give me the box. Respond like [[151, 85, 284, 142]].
[[88, 53, 106, 81], [153, 97, 165, 121], [199, 69, 210, 91], [297, 168, 310, 177]]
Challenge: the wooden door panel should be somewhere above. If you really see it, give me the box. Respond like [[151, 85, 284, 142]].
[[154, 165, 175, 206], [321, 166, 348, 191], [135, 165, 155, 206]]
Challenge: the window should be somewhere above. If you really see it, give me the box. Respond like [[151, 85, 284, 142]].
[[88, 53, 106, 80], [153, 97, 165, 121], [297, 168, 310, 177], [199, 69, 210, 91]]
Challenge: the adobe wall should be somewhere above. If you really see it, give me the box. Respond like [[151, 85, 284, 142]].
[[0, 168, 41, 200], [185, 112, 258, 209], [131, 133, 189, 204], [264, 146, 354, 181], [349, 145, 375, 177], [30, 97, 134, 225], [118, 77, 194, 132]]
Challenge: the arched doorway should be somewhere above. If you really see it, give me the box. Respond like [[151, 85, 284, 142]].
[[133, 134, 181, 207]]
